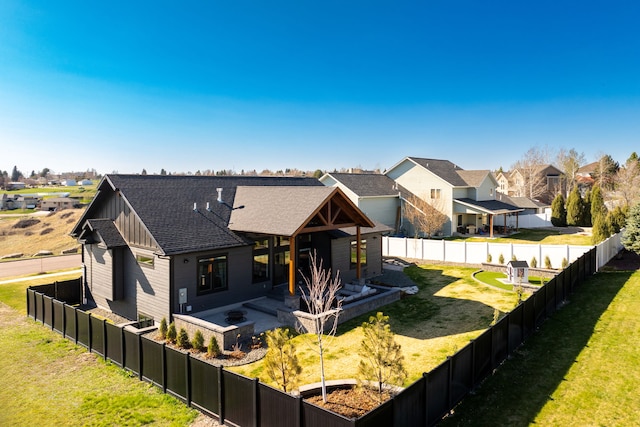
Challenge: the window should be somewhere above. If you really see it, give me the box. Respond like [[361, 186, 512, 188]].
[[198, 255, 228, 294], [430, 189, 441, 199], [350, 239, 367, 269], [253, 238, 270, 283], [137, 312, 154, 328], [136, 253, 154, 268]]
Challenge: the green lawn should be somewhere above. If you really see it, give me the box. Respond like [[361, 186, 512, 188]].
[[474, 271, 545, 291], [460, 228, 592, 246], [440, 269, 640, 426], [0, 277, 199, 427]]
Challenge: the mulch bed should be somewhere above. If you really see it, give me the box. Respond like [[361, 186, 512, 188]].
[[305, 387, 391, 418], [602, 249, 640, 271]]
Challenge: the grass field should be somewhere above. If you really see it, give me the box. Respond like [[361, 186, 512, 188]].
[[440, 269, 640, 426], [1, 184, 97, 200], [229, 264, 520, 385], [474, 270, 545, 291], [0, 275, 200, 427], [0, 208, 84, 259]]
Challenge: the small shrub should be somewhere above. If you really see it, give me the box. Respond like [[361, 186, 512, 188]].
[[544, 255, 552, 269], [192, 330, 205, 351], [207, 336, 221, 358], [60, 212, 73, 219], [561, 257, 568, 269], [24, 231, 33, 237], [166, 322, 177, 344], [490, 308, 500, 326], [498, 253, 505, 264], [230, 333, 245, 359], [158, 317, 168, 340], [13, 218, 40, 229], [530, 256, 537, 268], [251, 333, 264, 350], [40, 227, 54, 235], [177, 328, 190, 349], [511, 254, 517, 261], [486, 253, 492, 263]]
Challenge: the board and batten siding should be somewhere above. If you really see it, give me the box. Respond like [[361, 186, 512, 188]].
[[93, 192, 159, 250], [127, 248, 171, 323]]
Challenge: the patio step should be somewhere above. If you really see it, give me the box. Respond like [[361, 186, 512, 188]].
[[243, 301, 278, 317]]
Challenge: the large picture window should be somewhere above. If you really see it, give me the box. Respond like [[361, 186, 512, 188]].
[[198, 255, 228, 294], [350, 239, 367, 269]]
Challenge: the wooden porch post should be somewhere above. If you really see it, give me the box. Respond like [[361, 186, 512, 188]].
[[356, 226, 361, 281], [516, 213, 519, 231], [503, 213, 507, 234], [288, 235, 296, 296], [489, 215, 494, 238]]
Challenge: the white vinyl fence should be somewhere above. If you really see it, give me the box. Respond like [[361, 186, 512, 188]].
[[493, 212, 553, 228], [383, 230, 625, 271]]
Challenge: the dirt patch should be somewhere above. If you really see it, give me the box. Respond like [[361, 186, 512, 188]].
[[305, 387, 391, 418], [602, 249, 640, 271]]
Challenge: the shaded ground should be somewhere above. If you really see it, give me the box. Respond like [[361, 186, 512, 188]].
[[602, 249, 640, 271]]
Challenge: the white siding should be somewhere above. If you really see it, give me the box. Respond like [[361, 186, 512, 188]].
[[359, 197, 399, 230]]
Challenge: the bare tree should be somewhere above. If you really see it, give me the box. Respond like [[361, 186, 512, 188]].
[[403, 194, 448, 238], [593, 154, 619, 191], [511, 147, 548, 200], [556, 148, 585, 195], [614, 156, 640, 207], [298, 251, 342, 403]]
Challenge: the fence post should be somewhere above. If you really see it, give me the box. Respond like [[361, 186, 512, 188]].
[[470, 339, 476, 388], [162, 343, 167, 393], [138, 333, 143, 381], [217, 366, 225, 425], [87, 312, 93, 351], [423, 372, 429, 426], [103, 319, 108, 361], [186, 353, 192, 407], [252, 378, 259, 427]]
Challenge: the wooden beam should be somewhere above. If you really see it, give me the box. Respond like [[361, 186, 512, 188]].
[[356, 226, 361, 281], [299, 223, 358, 233], [288, 235, 296, 296], [490, 214, 494, 238]]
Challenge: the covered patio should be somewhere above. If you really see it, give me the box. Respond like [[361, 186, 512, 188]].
[[453, 198, 524, 238]]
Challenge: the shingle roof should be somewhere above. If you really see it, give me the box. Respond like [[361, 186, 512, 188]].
[[324, 173, 400, 197], [73, 175, 323, 255], [85, 219, 127, 248], [454, 198, 524, 214], [407, 157, 491, 187], [496, 194, 548, 209]]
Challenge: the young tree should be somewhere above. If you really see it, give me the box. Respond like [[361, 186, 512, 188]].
[[264, 328, 302, 393], [158, 317, 168, 340], [582, 189, 592, 227], [551, 193, 567, 227], [192, 330, 205, 351], [298, 251, 342, 403], [591, 213, 611, 244], [357, 312, 407, 403], [590, 186, 607, 225], [511, 146, 552, 200], [608, 205, 627, 233], [622, 203, 640, 254], [403, 194, 448, 238], [11, 165, 22, 182], [565, 186, 584, 226]]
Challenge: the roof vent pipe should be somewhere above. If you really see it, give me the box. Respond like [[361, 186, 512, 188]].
[[216, 188, 223, 203], [193, 202, 197, 211]]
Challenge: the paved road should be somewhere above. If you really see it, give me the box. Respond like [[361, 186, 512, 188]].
[[0, 254, 81, 278]]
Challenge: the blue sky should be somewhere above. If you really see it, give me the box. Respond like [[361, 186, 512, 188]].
[[1, 1, 639, 176]]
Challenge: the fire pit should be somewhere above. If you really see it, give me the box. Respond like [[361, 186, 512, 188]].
[[225, 309, 246, 323]]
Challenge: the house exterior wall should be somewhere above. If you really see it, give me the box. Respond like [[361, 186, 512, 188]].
[[475, 176, 497, 201], [320, 176, 360, 205], [331, 232, 383, 284], [358, 197, 399, 230], [85, 245, 171, 322], [172, 245, 265, 315], [389, 162, 454, 236]]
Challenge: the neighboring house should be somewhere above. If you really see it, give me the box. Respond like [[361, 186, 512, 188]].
[[61, 179, 77, 186], [496, 193, 548, 215], [16, 195, 40, 209], [384, 157, 522, 237], [79, 179, 93, 186], [0, 194, 8, 210], [495, 165, 565, 204], [70, 175, 384, 324], [41, 197, 79, 211], [6, 182, 26, 190], [319, 172, 405, 232]]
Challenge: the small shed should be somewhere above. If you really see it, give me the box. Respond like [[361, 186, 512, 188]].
[[507, 260, 529, 284]]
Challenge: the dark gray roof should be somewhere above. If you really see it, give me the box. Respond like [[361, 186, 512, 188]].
[[324, 173, 400, 197], [496, 193, 549, 209], [508, 260, 529, 268], [454, 198, 524, 215], [408, 157, 491, 187], [85, 219, 127, 248], [73, 175, 322, 255]]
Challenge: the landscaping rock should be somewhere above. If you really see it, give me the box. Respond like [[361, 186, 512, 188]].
[[61, 246, 80, 255], [33, 250, 53, 257], [0, 253, 23, 260]]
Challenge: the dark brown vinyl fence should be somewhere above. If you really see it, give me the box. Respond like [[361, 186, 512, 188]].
[[26, 248, 598, 426]]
